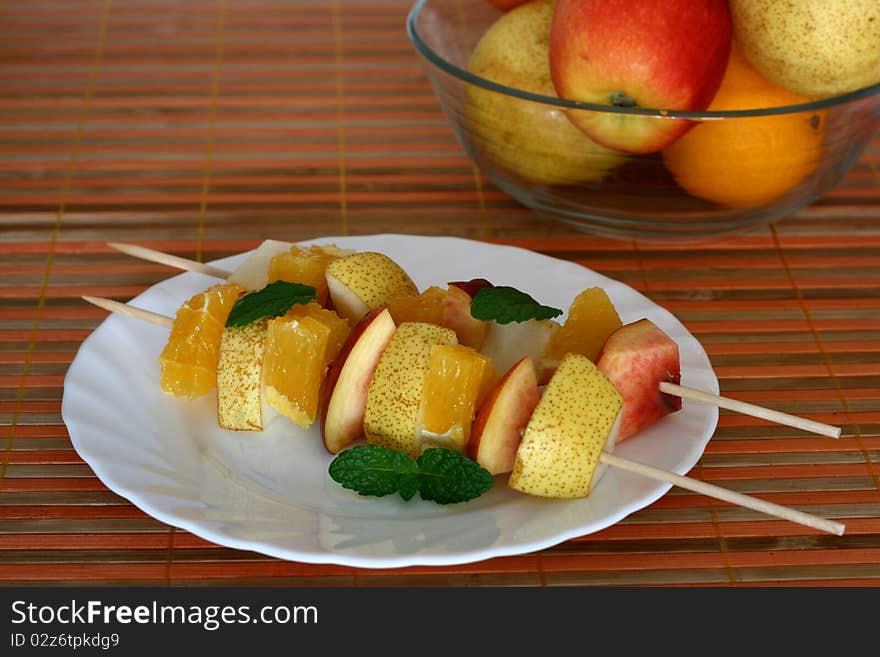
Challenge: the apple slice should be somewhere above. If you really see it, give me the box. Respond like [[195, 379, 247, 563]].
[[320, 308, 396, 454], [363, 322, 458, 457], [468, 356, 539, 475], [480, 318, 559, 384], [448, 278, 494, 299], [442, 284, 490, 349], [509, 353, 623, 498], [325, 252, 419, 323], [596, 318, 682, 443]]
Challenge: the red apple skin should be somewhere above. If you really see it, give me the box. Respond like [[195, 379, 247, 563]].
[[468, 357, 540, 475], [320, 308, 396, 454], [596, 319, 682, 442], [448, 278, 494, 299], [550, 0, 732, 154], [487, 0, 529, 10]]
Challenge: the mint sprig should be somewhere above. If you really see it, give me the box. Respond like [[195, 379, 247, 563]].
[[329, 445, 493, 504], [470, 285, 562, 324], [225, 281, 317, 327]]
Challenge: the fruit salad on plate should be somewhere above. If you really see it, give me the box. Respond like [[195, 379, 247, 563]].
[[157, 240, 684, 506]]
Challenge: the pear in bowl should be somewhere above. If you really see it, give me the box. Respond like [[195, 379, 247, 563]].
[[464, 0, 626, 186], [730, 0, 880, 97]]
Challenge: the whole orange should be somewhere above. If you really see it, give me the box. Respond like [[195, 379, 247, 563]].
[[663, 47, 825, 208]]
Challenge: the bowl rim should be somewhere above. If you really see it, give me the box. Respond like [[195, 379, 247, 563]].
[[406, 0, 880, 119]]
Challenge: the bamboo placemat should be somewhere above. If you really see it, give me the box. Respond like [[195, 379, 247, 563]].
[[1, 0, 878, 587]]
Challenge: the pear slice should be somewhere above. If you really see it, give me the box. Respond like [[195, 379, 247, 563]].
[[509, 353, 623, 498], [363, 321, 457, 457], [226, 240, 294, 290], [325, 252, 419, 323], [216, 318, 275, 431]]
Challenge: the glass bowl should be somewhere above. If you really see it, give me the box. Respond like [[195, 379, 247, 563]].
[[406, 0, 880, 241]]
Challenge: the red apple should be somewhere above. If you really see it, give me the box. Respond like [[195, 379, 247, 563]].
[[550, 0, 732, 153], [595, 319, 682, 442], [469, 357, 539, 475], [487, 0, 530, 10], [320, 308, 397, 454]]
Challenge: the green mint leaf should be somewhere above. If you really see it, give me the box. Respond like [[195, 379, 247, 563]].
[[469, 285, 562, 325], [328, 445, 420, 498], [225, 281, 317, 327], [329, 446, 494, 504], [416, 448, 494, 504], [397, 474, 421, 501]]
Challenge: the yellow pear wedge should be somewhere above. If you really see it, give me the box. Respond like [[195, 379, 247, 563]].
[[216, 318, 271, 431], [509, 353, 623, 498], [363, 322, 457, 457], [325, 252, 418, 323]]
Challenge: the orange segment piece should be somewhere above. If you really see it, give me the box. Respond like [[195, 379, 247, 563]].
[[268, 245, 343, 306], [416, 344, 496, 453], [385, 286, 446, 326], [263, 305, 351, 428], [159, 282, 245, 398], [286, 301, 351, 362], [543, 287, 622, 365]]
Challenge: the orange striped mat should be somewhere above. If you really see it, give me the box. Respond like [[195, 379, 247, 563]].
[[1, 0, 879, 586]]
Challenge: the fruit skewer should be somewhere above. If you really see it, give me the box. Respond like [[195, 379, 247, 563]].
[[108, 242, 233, 279], [80, 295, 845, 536], [106, 241, 842, 440]]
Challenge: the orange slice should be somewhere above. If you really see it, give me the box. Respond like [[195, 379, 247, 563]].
[[263, 304, 351, 428], [543, 287, 622, 366], [385, 286, 446, 326], [159, 282, 245, 398], [416, 344, 497, 453], [268, 245, 345, 306], [286, 302, 351, 361]]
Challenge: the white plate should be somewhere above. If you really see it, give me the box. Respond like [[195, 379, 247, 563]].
[[62, 234, 718, 569]]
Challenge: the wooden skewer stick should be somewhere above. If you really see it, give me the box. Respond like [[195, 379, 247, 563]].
[[660, 382, 841, 439], [82, 296, 174, 329], [107, 242, 232, 279], [80, 295, 847, 536], [600, 451, 844, 535], [103, 243, 844, 441]]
